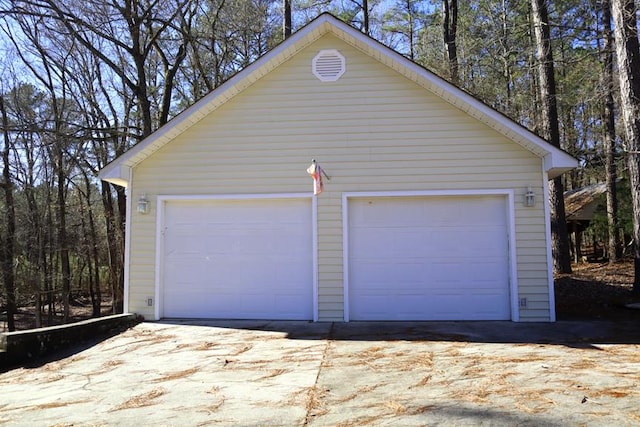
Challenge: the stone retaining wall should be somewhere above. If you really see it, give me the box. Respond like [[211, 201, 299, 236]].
[[0, 313, 141, 368]]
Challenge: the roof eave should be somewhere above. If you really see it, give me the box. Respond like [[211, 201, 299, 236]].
[[323, 17, 580, 169], [545, 152, 579, 179], [98, 14, 580, 184], [97, 16, 332, 181], [98, 164, 131, 188]]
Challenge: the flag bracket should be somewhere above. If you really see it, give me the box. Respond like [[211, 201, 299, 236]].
[[311, 159, 330, 180]]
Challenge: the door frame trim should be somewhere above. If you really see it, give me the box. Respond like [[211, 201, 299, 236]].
[[155, 193, 318, 321], [342, 190, 518, 322]]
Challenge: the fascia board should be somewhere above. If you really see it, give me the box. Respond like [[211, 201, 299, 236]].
[[98, 164, 131, 188], [98, 14, 578, 185], [97, 16, 330, 184], [324, 16, 579, 173]]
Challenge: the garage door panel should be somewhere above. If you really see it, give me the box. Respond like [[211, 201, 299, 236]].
[[348, 196, 511, 321], [351, 261, 430, 286], [165, 230, 205, 257], [469, 261, 509, 281], [162, 198, 313, 320], [351, 227, 507, 260], [164, 260, 205, 284]]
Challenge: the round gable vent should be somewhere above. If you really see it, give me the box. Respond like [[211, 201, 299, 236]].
[[312, 49, 345, 82]]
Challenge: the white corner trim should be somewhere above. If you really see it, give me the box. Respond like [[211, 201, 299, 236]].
[[342, 189, 518, 322], [311, 196, 319, 322], [341, 192, 350, 322], [506, 191, 520, 322], [154, 198, 164, 320], [154, 193, 318, 321], [543, 169, 556, 322], [122, 169, 132, 315]]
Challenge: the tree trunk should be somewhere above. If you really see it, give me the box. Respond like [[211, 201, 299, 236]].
[[283, 0, 292, 39], [362, 0, 369, 35], [83, 172, 102, 317], [54, 134, 71, 322], [102, 182, 126, 314], [531, 0, 572, 274], [407, 0, 416, 60], [0, 96, 17, 332], [611, 0, 640, 292], [45, 200, 54, 325], [88, 205, 102, 317], [442, 0, 459, 84], [602, 0, 621, 263]]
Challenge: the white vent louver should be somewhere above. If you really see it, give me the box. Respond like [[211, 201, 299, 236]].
[[312, 50, 345, 82]]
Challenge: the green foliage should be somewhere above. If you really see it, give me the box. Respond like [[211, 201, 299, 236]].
[[589, 178, 634, 251]]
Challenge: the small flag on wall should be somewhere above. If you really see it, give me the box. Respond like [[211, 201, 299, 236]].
[[307, 159, 330, 195]]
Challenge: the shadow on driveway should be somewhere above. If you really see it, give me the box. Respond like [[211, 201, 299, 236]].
[[158, 318, 640, 348], [5, 318, 639, 371], [2, 319, 639, 426]]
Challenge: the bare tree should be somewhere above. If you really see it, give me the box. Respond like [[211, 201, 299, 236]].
[[531, 0, 572, 273], [381, 0, 426, 61], [4, 83, 53, 327], [442, 0, 458, 84], [601, 0, 621, 263], [9, 0, 191, 138], [284, 0, 292, 38], [611, 0, 640, 292], [4, 13, 76, 320], [0, 94, 16, 331], [362, 0, 369, 34]]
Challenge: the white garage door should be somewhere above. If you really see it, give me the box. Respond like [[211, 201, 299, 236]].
[[348, 195, 511, 321], [162, 198, 313, 320]]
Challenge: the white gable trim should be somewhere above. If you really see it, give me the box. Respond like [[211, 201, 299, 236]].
[[99, 13, 577, 186], [320, 17, 576, 178]]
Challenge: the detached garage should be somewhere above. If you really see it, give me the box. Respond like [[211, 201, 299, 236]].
[[99, 14, 577, 322]]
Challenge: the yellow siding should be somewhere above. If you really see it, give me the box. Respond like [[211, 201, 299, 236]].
[[129, 33, 552, 322]]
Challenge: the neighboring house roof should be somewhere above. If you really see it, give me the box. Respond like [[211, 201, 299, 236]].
[[99, 13, 578, 187], [564, 182, 607, 222]]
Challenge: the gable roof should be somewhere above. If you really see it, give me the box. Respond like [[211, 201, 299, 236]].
[[564, 183, 606, 222], [99, 13, 578, 187]]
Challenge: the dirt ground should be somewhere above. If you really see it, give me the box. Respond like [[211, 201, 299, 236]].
[[3, 260, 640, 331], [1, 297, 115, 332], [555, 259, 640, 321]]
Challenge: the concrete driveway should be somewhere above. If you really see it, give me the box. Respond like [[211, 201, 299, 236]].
[[1, 320, 639, 426]]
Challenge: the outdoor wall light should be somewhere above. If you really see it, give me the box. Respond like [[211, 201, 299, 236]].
[[524, 186, 536, 207], [137, 193, 150, 214]]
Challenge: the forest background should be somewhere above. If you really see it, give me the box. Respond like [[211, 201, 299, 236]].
[[0, 0, 638, 331]]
